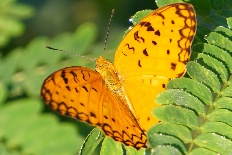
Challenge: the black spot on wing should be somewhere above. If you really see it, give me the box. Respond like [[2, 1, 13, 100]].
[[92, 87, 97, 92], [171, 63, 177, 70], [134, 31, 144, 43], [147, 26, 154, 31], [122, 44, 135, 56], [152, 41, 157, 45], [66, 86, 71, 91], [155, 30, 160, 36], [162, 84, 166, 88], [139, 21, 146, 26], [75, 88, 79, 92], [155, 13, 165, 19], [126, 43, 135, 52], [177, 70, 186, 77], [104, 115, 108, 119], [90, 112, 96, 118], [138, 60, 142, 67], [143, 22, 154, 31], [70, 71, 79, 83], [143, 49, 148, 56], [82, 86, 88, 92], [61, 70, 68, 84], [81, 70, 87, 81]]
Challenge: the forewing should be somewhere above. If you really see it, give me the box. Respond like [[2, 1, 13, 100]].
[[113, 3, 196, 130], [41, 66, 147, 149]]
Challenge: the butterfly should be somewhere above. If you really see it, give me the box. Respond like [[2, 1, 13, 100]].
[[41, 3, 196, 149]]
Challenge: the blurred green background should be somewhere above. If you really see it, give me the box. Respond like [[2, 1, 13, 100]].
[[0, 0, 158, 154]]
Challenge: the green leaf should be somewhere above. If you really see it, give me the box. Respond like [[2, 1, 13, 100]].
[[214, 26, 232, 38], [194, 133, 232, 155], [151, 145, 182, 155], [189, 148, 218, 155], [192, 43, 232, 72], [227, 17, 232, 28], [186, 61, 221, 93], [207, 109, 232, 126], [200, 122, 232, 139], [148, 133, 187, 154], [156, 89, 206, 116], [167, 78, 212, 105], [80, 128, 104, 155], [100, 137, 123, 155], [206, 32, 232, 54], [124, 147, 146, 155], [147, 123, 192, 143], [156, 0, 183, 7], [221, 85, 232, 97], [197, 53, 228, 83], [214, 97, 232, 110], [153, 105, 198, 130], [130, 10, 152, 25], [0, 82, 7, 104]]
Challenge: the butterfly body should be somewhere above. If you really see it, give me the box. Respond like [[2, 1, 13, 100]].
[[41, 3, 196, 149]]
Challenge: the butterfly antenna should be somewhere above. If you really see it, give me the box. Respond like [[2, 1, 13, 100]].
[[46, 46, 95, 61], [103, 9, 115, 51]]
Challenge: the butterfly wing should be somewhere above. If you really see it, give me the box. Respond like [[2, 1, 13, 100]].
[[114, 3, 196, 130], [41, 66, 147, 149]]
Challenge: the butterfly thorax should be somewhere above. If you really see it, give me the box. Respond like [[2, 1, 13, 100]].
[[95, 56, 123, 90], [95, 56, 136, 114]]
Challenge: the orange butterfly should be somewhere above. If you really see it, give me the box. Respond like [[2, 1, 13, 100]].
[[41, 3, 196, 149]]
